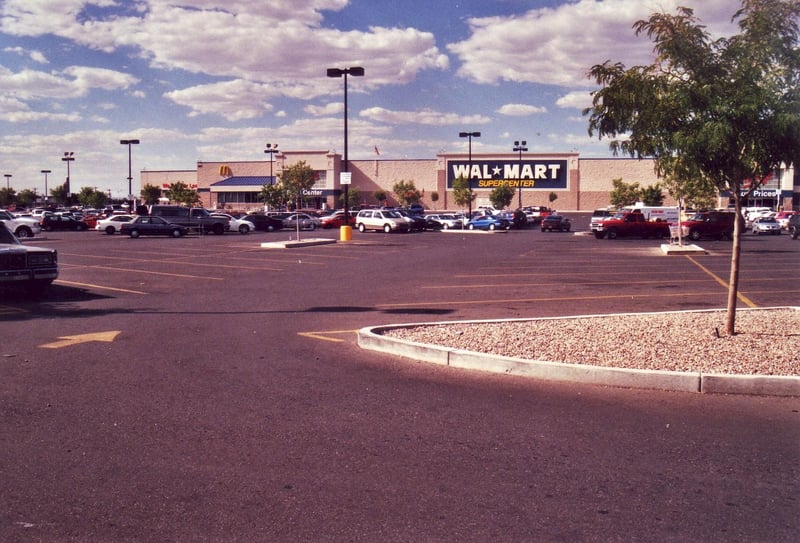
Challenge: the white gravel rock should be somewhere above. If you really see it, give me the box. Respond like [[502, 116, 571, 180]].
[[383, 308, 800, 376]]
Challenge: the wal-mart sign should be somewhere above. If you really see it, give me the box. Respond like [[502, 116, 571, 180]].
[[446, 160, 568, 190]]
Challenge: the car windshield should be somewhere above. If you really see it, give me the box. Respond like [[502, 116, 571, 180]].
[[384, 211, 402, 218], [760, 217, 777, 223]]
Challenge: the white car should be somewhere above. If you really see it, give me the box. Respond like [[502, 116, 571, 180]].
[[95, 214, 134, 235], [0, 210, 42, 238], [355, 209, 409, 233], [751, 216, 781, 235], [426, 213, 462, 230], [211, 213, 255, 234]]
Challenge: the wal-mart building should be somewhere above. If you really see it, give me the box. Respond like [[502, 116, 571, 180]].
[[141, 150, 798, 212]]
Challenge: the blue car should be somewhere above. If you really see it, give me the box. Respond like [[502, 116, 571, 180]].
[[466, 214, 510, 231]]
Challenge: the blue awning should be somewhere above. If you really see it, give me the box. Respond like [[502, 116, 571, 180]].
[[210, 176, 275, 192]]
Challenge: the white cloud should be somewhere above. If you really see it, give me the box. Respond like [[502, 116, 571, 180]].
[[448, 0, 739, 87], [360, 106, 491, 126], [164, 80, 275, 120], [497, 104, 547, 116], [556, 91, 594, 110], [305, 102, 343, 116]]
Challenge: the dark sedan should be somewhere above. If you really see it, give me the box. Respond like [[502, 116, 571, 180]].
[[540, 214, 572, 232], [41, 215, 89, 231], [120, 216, 188, 238], [244, 213, 283, 232]]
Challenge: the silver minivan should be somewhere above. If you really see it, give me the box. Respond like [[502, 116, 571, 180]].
[[355, 209, 410, 233]]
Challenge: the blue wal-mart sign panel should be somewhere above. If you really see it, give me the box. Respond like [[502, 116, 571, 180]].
[[446, 160, 568, 190]]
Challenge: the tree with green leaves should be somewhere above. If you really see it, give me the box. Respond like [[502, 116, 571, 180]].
[[392, 180, 422, 207], [166, 181, 200, 206], [77, 187, 108, 209], [340, 186, 360, 210], [430, 191, 439, 210], [51, 184, 69, 205], [260, 182, 286, 210], [141, 184, 162, 205], [609, 179, 641, 207], [584, 0, 800, 334], [373, 189, 387, 207], [279, 161, 316, 209], [640, 184, 664, 207], [452, 176, 475, 210], [489, 185, 514, 210], [0, 187, 15, 208]]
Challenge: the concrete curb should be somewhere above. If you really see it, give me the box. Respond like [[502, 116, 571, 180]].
[[260, 238, 337, 249], [357, 308, 800, 397]]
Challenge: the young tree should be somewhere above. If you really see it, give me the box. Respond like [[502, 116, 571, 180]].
[[609, 178, 641, 207], [489, 185, 514, 209], [18, 189, 39, 208], [279, 161, 316, 209], [77, 187, 108, 209], [51, 184, 69, 205], [640, 184, 664, 207], [392, 180, 422, 206], [141, 184, 162, 205], [260, 182, 286, 210], [340, 186, 361, 209], [373, 189, 387, 206], [0, 187, 15, 207], [452, 176, 475, 210], [430, 191, 439, 210], [548, 192, 558, 206], [167, 181, 200, 206], [584, 0, 800, 334]]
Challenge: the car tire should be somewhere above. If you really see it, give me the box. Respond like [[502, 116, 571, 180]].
[[607, 228, 618, 239], [212, 224, 225, 235], [383, 224, 392, 233], [238, 224, 250, 234], [689, 229, 702, 241], [15, 226, 33, 238], [358, 223, 366, 233], [105, 226, 116, 235], [172, 229, 183, 238], [489, 224, 496, 231], [129, 229, 140, 238], [44, 225, 53, 232], [468, 224, 475, 230]]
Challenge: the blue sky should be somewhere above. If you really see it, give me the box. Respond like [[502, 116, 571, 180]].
[[0, 0, 738, 198]]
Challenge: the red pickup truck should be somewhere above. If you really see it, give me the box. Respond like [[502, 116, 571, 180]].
[[593, 211, 671, 239]]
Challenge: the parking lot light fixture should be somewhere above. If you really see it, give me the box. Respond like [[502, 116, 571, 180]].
[[327, 66, 364, 221], [513, 140, 528, 208], [61, 152, 75, 202], [264, 143, 279, 182], [41, 170, 51, 206], [3, 173, 10, 190], [120, 140, 139, 212], [459, 132, 480, 218]]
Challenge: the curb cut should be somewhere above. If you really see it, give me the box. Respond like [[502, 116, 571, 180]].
[[357, 308, 800, 397]]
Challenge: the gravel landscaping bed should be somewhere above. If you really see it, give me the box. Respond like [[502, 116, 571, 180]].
[[383, 308, 800, 376]]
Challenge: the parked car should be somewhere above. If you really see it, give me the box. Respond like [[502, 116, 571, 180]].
[[282, 213, 320, 230], [466, 214, 510, 231], [789, 214, 800, 239], [355, 209, 410, 233], [590, 208, 616, 232], [40, 214, 89, 231], [245, 213, 283, 232], [407, 203, 425, 216], [679, 211, 735, 241], [211, 213, 255, 234], [425, 213, 462, 230], [121, 216, 189, 238], [395, 209, 427, 231], [320, 210, 356, 229], [0, 222, 58, 293], [751, 216, 781, 235], [95, 214, 134, 235], [775, 211, 798, 230], [0, 210, 42, 238], [540, 214, 572, 232]]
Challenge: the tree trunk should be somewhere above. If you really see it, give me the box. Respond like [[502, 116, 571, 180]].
[[726, 192, 744, 335]]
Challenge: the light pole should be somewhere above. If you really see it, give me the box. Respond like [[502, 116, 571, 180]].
[[326, 66, 364, 221], [41, 169, 51, 207], [459, 131, 480, 218], [513, 140, 527, 208], [3, 173, 11, 189], [61, 152, 74, 203], [264, 143, 279, 183], [120, 139, 139, 212]]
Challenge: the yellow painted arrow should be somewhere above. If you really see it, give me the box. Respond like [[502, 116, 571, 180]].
[[40, 331, 121, 349]]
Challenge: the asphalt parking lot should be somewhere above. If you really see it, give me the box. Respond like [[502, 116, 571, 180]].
[[2, 217, 799, 541]]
